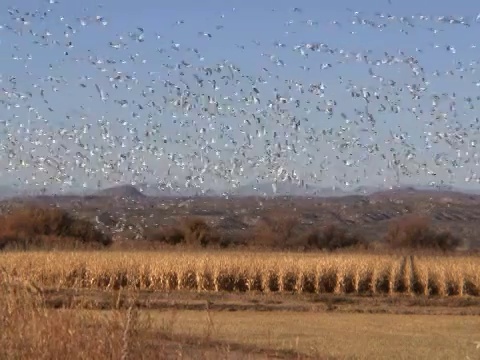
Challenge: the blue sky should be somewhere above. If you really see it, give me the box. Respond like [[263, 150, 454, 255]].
[[0, 0, 480, 193]]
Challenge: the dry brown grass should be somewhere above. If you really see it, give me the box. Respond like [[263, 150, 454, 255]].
[[1, 251, 479, 296], [147, 310, 480, 359], [0, 267, 152, 360], [2, 251, 480, 359], [0, 267, 312, 359]]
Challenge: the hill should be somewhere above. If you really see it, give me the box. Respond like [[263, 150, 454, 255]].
[[95, 184, 146, 199]]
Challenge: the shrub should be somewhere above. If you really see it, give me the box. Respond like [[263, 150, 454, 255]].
[[218, 230, 250, 248], [253, 213, 300, 248], [385, 215, 461, 251], [145, 226, 184, 245], [303, 224, 365, 251], [0, 206, 111, 250], [180, 217, 219, 247], [146, 217, 219, 247]]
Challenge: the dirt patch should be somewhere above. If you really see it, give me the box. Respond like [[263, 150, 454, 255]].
[[42, 288, 480, 315]]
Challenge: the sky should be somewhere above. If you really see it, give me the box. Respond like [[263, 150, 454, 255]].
[[0, 0, 480, 194]]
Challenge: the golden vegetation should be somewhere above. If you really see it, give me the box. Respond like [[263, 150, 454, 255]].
[[1, 251, 479, 296], [0, 268, 153, 359], [148, 311, 480, 359], [0, 206, 477, 359], [0, 267, 314, 359], [5, 267, 478, 360]]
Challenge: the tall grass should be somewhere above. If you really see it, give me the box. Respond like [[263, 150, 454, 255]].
[[0, 267, 152, 360], [1, 251, 479, 296]]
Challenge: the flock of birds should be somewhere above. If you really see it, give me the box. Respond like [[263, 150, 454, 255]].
[[0, 1, 480, 196]]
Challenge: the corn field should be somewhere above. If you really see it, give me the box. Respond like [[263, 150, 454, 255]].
[[1, 251, 479, 296]]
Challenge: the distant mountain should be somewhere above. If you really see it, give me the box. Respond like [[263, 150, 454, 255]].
[[95, 184, 146, 198], [137, 182, 218, 197], [351, 185, 385, 195], [3, 181, 480, 201], [0, 186, 49, 200], [225, 181, 346, 197], [0, 186, 18, 199]]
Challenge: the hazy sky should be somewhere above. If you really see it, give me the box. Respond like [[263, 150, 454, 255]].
[[0, 0, 480, 193]]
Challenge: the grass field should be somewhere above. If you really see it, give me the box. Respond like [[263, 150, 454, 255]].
[[2, 250, 480, 359], [144, 310, 480, 359]]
